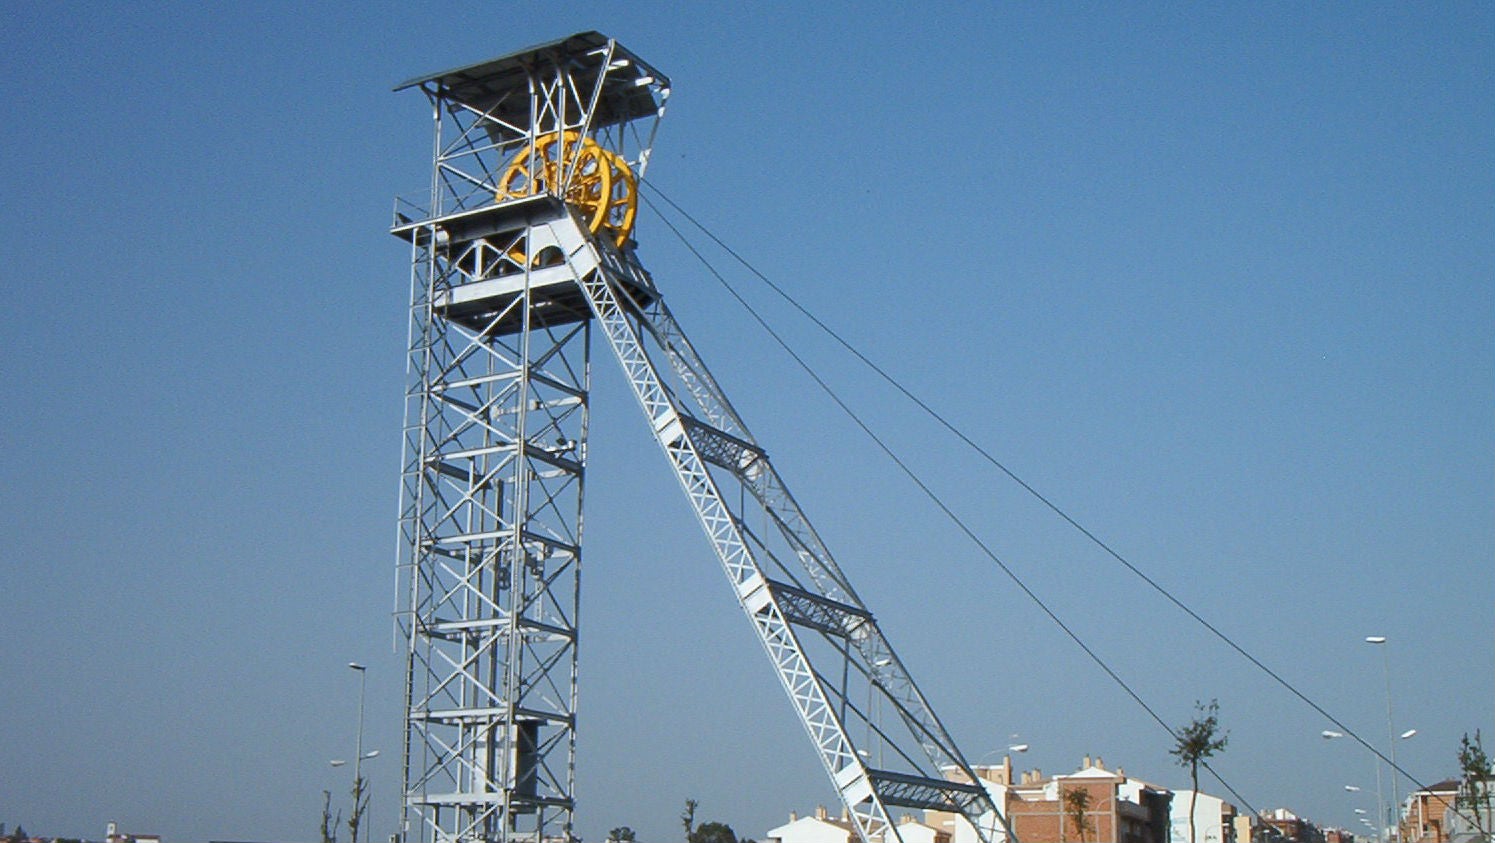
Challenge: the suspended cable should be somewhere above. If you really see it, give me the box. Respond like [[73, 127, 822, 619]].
[[638, 189, 1261, 818], [638, 179, 1446, 810]]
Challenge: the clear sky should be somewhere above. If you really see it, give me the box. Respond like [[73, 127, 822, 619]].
[[1, 3, 1490, 843]]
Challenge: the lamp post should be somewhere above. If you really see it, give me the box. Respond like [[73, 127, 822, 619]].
[[975, 742, 1029, 778], [1365, 636, 1399, 843], [349, 662, 369, 843], [1327, 730, 1416, 842]]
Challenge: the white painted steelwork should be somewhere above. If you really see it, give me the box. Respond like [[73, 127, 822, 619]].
[[392, 31, 1008, 843]]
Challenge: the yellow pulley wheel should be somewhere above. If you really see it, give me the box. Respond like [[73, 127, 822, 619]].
[[498, 131, 638, 254]]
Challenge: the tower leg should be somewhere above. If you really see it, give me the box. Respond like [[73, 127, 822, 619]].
[[397, 211, 588, 843]]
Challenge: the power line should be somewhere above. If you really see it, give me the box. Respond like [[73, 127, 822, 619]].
[[638, 188, 1261, 818], [640, 178, 1458, 822]]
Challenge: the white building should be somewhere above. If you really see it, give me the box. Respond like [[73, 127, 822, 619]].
[[765, 807, 952, 843], [766, 806, 858, 843], [1443, 777, 1494, 843], [1170, 790, 1236, 843]]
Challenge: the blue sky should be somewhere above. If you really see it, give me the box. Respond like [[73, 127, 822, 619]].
[[0, 3, 1490, 843]]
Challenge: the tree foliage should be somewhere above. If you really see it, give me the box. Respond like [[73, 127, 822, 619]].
[[321, 789, 342, 843], [681, 799, 740, 843], [1171, 700, 1228, 843], [1457, 730, 1493, 840], [347, 776, 370, 843], [692, 822, 738, 843], [608, 828, 637, 843], [1063, 786, 1093, 843]]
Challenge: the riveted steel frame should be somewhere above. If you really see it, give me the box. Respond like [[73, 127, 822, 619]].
[[394, 48, 648, 843], [564, 231, 1006, 843], [393, 37, 668, 226], [396, 209, 590, 843], [395, 33, 1008, 843]]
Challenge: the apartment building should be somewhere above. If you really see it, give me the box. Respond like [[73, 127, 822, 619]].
[[926, 756, 1172, 843], [1400, 779, 1460, 843]]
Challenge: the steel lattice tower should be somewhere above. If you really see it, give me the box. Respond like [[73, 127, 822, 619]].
[[392, 32, 1011, 843]]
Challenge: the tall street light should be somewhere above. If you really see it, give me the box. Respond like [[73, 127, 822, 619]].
[[1366, 636, 1400, 843], [350, 662, 369, 843], [1327, 731, 1418, 841]]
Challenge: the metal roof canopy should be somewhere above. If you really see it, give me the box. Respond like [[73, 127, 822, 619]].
[[394, 31, 669, 132]]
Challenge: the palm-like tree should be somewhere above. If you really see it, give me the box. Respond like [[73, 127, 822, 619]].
[[1171, 700, 1228, 843]]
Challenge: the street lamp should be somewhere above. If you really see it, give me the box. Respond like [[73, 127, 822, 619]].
[[348, 662, 371, 843], [1365, 635, 1400, 843]]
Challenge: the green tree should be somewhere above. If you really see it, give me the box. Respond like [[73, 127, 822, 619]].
[[681, 799, 698, 842], [680, 800, 740, 843], [1456, 730, 1492, 841], [692, 822, 738, 843], [347, 776, 369, 843], [1171, 700, 1228, 843], [321, 789, 342, 843], [607, 828, 637, 843], [1064, 786, 1092, 843]]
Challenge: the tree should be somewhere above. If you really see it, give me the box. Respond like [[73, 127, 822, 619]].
[[681, 799, 698, 843], [1455, 730, 1492, 841], [321, 789, 342, 843], [1064, 786, 1093, 843], [607, 828, 637, 843], [1171, 699, 1228, 843], [692, 822, 738, 843], [347, 776, 370, 843], [680, 800, 740, 843]]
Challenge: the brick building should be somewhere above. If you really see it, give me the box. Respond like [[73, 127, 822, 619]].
[[928, 756, 1172, 843], [1401, 779, 1459, 843], [1258, 809, 1325, 843]]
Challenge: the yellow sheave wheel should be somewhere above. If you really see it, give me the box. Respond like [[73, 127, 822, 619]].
[[499, 131, 638, 252]]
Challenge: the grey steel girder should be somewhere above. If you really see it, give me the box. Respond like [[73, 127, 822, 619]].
[[560, 219, 1007, 843], [394, 31, 1009, 843]]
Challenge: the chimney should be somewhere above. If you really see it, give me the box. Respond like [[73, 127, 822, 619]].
[[1096, 757, 1105, 770], [1083, 755, 1091, 769], [790, 812, 798, 823], [815, 805, 828, 821]]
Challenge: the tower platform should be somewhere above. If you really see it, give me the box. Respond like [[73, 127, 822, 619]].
[[392, 194, 654, 336]]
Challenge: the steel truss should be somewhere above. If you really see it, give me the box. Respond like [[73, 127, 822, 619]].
[[392, 31, 1007, 843], [395, 215, 591, 843]]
